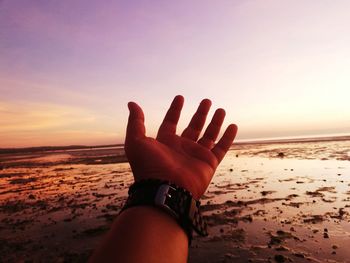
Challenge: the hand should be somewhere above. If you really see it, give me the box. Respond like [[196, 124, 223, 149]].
[[125, 95, 237, 199]]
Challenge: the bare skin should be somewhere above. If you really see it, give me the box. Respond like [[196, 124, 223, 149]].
[[89, 95, 237, 263]]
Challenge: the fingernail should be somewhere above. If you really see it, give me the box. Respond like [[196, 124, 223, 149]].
[[201, 99, 212, 106]]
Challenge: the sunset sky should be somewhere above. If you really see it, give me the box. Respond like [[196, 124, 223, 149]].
[[1, 1, 350, 147]]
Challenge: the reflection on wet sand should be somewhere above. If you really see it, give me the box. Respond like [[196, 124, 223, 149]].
[[0, 139, 350, 262]]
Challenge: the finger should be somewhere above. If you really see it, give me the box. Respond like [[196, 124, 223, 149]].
[[125, 102, 146, 142], [157, 95, 184, 138], [198, 108, 226, 149], [181, 99, 211, 141], [211, 124, 238, 163]]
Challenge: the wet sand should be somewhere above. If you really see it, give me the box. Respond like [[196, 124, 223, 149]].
[[1, 139, 350, 262]]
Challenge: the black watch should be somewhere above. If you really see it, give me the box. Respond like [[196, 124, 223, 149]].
[[121, 179, 208, 243]]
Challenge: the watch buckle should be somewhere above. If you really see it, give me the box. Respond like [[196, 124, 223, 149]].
[[155, 184, 178, 218]]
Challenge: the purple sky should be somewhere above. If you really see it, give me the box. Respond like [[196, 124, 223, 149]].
[[1, 1, 350, 147]]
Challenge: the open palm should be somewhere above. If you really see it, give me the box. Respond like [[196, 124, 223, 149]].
[[125, 96, 237, 199]]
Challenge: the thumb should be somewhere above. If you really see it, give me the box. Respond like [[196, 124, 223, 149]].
[[125, 102, 146, 143]]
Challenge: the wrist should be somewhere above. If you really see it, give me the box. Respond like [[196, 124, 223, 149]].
[[121, 179, 208, 244], [132, 172, 205, 200]]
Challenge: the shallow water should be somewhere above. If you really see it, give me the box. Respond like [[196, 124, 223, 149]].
[[0, 140, 349, 262], [190, 153, 350, 263]]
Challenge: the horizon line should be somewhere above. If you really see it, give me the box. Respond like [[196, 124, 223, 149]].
[[1, 133, 349, 152]]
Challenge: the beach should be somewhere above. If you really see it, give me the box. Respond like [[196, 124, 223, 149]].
[[1, 138, 350, 262]]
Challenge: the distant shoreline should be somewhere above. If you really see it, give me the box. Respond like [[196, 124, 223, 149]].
[[233, 134, 350, 145], [0, 135, 349, 154], [0, 144, 124, 155]]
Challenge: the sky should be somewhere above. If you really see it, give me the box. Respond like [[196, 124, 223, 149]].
[[1, 0, 350, 147]]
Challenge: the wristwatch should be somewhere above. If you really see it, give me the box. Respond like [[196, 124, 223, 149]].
[[121, 179, 208, 243]]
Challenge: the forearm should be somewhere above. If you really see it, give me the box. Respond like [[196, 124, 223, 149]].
[[89, 206, 189, 263]]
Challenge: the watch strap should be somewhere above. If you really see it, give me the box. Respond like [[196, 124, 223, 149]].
[[122, 179, 208, 243]]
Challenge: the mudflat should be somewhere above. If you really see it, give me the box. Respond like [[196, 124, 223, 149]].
[[1, 138, 350, 262]]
